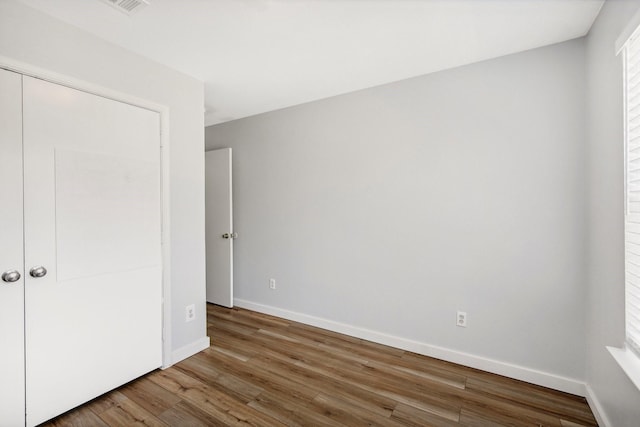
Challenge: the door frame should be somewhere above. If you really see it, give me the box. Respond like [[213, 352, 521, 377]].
[[0, 55, 173, 368]]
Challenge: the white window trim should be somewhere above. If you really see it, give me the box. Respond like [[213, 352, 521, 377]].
[[612, 12, 640, 393], [608, 346, 640, 391], [615, 6, 640, 54]]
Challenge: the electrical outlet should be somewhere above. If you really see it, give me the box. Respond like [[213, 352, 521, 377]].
[[269, 278, 276, 290], [457, 311, 467, 327], [186, 304, 195, 322]]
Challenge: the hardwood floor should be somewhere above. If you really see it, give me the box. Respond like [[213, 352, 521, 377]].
[[42, 304, 597, 426]]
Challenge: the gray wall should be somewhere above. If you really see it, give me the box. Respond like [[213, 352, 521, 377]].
[[585, 0, 640, 425], [206, 39, 587, 381], [0, 1, 207, 357]]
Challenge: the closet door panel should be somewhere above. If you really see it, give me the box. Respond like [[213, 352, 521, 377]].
[[0, 69, 25, 427], [22, 77, 162, 426]]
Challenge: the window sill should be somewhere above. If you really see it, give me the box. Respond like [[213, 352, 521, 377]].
[[607, 345, 640, 392]]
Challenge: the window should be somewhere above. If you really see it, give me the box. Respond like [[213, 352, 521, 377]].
[[608, 18, 640, 393], [624, 28, 640, 358]]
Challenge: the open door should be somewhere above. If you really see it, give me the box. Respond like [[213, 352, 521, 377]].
[[205, 148, 234, 307]]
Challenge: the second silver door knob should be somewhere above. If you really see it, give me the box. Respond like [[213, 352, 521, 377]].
[[29, 266, 47, 278]]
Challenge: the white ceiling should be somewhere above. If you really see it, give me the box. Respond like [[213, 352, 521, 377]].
[[18, 0, 604, 126]]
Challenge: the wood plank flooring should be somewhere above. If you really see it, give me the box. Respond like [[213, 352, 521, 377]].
[[41, 304, 597, 426]]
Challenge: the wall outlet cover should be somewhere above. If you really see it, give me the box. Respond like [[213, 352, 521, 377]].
[[186, 304, 195, 322], [457, 311, 467, 327]]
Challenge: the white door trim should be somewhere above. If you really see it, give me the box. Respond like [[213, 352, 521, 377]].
[[0, 55, 173, 368]]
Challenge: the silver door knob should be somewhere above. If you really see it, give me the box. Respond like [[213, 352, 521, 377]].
[[1, 270, 21, 283], [222, 233, 230, 239], [29, 266, 47, 278]]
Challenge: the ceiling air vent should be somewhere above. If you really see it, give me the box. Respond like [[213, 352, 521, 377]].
[[100, 0, 150, 15]]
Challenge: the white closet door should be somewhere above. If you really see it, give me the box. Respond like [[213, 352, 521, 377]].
[[22, 77, 162, 426], [0, 69, 25, 427]]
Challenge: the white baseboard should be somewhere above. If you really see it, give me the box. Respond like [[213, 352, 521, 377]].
[[585, 384, 612, 427], [168, 336, 210, 367], [234, 298, 586, 396]]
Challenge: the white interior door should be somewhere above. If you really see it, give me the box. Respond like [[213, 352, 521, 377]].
[[205, 148, 234, 307], [0, 68, 25, 427], [22, 76, 163, 426]]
